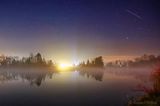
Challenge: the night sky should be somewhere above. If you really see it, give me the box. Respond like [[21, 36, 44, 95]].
[[0, 0, 160, 64]]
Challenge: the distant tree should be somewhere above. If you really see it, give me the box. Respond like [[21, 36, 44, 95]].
[[30, 53, 34, 59], [87, 59, 90, 67], [106, 54, 160, 68], [0, 52, 56, 68], [42, 58, 47, 65], [94, 56, 104, 68], [1, 60, 7, 66], [12, 59, 16, 65], [35, 53, 43, 64], [29, 53, 35, 63], [79, 61, 86, 67], [149, 55, 156, 60], [48, 60, 53, 66], [91, 60, 95, 67], [78, 56, 104, 68], [26, 57, 31, 64]]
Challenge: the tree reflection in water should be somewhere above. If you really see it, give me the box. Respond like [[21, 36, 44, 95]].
[[79, 68, 104, 81], [0, 68, 104, 88], [0, 71, 54, 87]]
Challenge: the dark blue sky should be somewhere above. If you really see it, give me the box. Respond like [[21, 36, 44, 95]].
[[0, 0, 160, 63]]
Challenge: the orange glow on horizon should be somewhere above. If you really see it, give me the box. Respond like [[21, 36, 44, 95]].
[[103, 55, 138, 62]]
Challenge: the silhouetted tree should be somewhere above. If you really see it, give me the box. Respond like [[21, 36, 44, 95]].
[[78, 56, 104, 68], [87, 59, 90, 67], [35, 53, 43, 64], [26, 57, 31, 64], [94, 56, 104, 67], [48, 60, 53, 66], [106, 54, 160, 68], [91, 60, 95, 66], [0, 53, 56, 67]]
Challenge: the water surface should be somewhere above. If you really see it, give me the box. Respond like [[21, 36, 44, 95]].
[[0, 68, 152, 106]]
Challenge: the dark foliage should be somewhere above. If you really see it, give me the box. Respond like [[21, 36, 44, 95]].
[[79, 56, 104, 68], [0, 53, 54, 67], [107, 54, 160, 68]]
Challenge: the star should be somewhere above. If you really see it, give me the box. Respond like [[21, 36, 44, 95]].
[[126, 37, 129, 40]]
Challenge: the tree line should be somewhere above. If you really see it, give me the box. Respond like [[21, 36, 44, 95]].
[[0, 53, 53, 67], [106, 54, 160, 68], [78, 56, 104, 68]]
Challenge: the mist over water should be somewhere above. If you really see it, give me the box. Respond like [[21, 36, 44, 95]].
[[0, 0, 159, 105], [0, 67, 153, 106]]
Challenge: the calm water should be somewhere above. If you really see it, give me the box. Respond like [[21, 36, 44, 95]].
[[0, 68, 152, 106]]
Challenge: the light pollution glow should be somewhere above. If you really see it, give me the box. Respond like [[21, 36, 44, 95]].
[[0, 0, 159, 64]]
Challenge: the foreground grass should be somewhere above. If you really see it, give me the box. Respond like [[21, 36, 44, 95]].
[[128, 66, 160, 106]]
